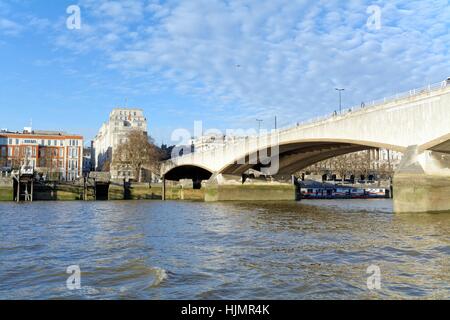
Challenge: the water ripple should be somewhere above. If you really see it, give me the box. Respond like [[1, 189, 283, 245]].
[[0, 200, 449, 299]]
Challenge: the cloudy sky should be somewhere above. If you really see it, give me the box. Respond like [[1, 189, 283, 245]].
[[0, 0, 448, 145]]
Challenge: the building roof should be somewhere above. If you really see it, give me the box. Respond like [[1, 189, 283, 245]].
[[110, 107, 144, 113], [0, 129, 82, 138]]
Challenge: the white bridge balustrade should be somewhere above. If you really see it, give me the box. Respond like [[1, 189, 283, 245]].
[[162, 81, 450, 213]]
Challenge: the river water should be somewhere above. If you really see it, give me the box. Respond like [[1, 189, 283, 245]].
[[0, 200, 449, 300]]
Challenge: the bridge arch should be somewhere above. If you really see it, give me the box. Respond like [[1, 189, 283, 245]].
[[164, 164, 213, 182], [218, 139, 405, 176], [419, 133, 450, 153]]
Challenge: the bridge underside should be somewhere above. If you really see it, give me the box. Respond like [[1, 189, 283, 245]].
[[429, 140, 450, 154], [164, 165, 213, 182], [220, 142, 373, 175]]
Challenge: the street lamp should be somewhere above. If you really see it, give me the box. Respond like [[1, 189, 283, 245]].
[[335, 88, 345, 114], [256, 119, 263, 133]]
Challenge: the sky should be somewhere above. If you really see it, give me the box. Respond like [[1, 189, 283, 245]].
[[0, 0, 449, 146]]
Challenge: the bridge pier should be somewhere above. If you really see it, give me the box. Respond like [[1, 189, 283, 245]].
[[393, 146, 450, 213], [204, 174, 296, 202]]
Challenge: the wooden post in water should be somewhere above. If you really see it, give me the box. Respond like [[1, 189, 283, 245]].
[[162, 175, 166, 201], [16, 176, 20, 203], [83, 177, 87, 201]]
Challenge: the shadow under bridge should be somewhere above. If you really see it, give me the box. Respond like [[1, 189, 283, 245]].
[[164, 165, 213, 189]]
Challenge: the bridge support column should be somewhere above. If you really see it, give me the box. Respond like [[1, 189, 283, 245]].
[[393, 146, 450, 213], [204, 174, 296, 202]]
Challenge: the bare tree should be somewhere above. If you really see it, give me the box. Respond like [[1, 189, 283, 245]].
[[114, 130, 161, 182], [300, 150, 373, 180], [378, 162, 394, 180], [101, 159, 111, 172], [353, 150, 372, 180], [332, 153, 353, 180], [38, 147, 59, 181]]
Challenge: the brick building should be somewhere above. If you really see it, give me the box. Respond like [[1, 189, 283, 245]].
[[0, 128, 83, 181]]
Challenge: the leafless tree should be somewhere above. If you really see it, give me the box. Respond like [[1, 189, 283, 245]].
[[38, 147, 60, 181], [332, 153, 353, 180], [353, 150, 372, 179], [300, 149, 378, 180], [101, 159, 111, 172], [114, 130, 161, 182]]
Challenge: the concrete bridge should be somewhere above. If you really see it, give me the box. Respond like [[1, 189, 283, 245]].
[[162, 81, 450, 213]]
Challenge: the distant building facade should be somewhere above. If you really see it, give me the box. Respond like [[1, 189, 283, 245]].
[[0, 128, 83, 181], [190, 133, 247, 153], [190, 133, 226, 152], [82, 147, 92, 176], [92, 108, 148, 179], [367, 149, 403, 171]]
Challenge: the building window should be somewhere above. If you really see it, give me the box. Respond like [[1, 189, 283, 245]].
[[24, 147, 32, 157]]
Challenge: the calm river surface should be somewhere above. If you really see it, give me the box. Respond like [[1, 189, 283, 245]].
[[0, 200, 449, 300]]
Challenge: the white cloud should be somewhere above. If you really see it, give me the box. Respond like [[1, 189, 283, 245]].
[[0, 1, 54, 37], [0, 17, 22, 35], [51, 0, 450, 127]]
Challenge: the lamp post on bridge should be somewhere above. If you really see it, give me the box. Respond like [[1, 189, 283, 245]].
[[256, 119, 263, 133], [335, 88, 345, 114]]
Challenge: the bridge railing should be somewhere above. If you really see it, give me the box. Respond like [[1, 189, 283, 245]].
[[279, 79, 450, 131], [169, 79, 449, 160]]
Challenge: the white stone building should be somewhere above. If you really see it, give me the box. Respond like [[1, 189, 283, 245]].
[[190, 133, 226, 152], [368, 148, 403, 171], [190, 133, 248, 153], [92, 108, 148, 179]]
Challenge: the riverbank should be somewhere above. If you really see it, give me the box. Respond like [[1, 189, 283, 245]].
[[0, 180, 207, 202], [0, 179, 393, 202]]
